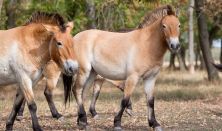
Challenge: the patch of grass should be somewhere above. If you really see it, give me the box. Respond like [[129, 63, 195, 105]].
[[155, 70, 222, 101]]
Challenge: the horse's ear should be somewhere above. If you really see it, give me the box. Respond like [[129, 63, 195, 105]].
[[166, 5, 174, 15], [42, 24, 54, 35], [66, 21, 74, 33], [175, 7, 180, 17]]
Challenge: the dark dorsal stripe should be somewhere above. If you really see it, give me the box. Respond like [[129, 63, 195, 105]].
[[25, 11, 66, 32], [138, 5, 175, 29]]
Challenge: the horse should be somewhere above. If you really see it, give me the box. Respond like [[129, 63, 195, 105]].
[[64, 5, 181, 131], [0, 12, 78, 131]]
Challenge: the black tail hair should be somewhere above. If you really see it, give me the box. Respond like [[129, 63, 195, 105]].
[[212, 63, 222, 72], [63, 74, 73, 105]]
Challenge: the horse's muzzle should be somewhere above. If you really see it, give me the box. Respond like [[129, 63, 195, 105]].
[[169, 43, 180, 51], [64, 60, 78, 76], [168, 37, 180, 53]]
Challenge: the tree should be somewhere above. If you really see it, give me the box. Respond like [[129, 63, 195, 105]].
[[85, 0, 96, 29], [0, 0, 3, 16], [5, 0, 18, 29], [195, 0, 219, 80], [188, 0, 195, 73]]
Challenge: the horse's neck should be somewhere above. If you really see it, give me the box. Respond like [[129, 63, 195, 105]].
[[140, 20, 168, 65], [23, 25, 51, 68]]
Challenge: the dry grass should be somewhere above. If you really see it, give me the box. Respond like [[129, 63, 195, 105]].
[[1, 70, 222, 131]]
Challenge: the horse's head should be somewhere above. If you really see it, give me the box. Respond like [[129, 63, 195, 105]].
[[161, 6, 180, 53], [43, 22, 78, 76]]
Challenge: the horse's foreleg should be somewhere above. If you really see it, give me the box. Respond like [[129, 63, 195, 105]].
[[114, 74, 139, 131], [20, 75, 42, 131], [89, 78, 104, 118], [73, 70, 96, 130], [6, 89, 25, 130], [43, 61, 62, 120], [144, 76, 162, 131], [44, 73, 62, 119]]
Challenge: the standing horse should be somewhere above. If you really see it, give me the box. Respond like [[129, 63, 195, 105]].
[[64, 5, 180, 130], [0, 12, 78, 131]]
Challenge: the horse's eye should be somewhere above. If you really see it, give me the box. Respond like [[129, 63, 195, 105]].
[[162, 24, 167, 29], [178, 24, 181, 28], [57, 42, 63, 47]]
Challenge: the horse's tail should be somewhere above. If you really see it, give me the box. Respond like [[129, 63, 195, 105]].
[[62, 74, 73, 105], [212, 63, 222, 72]]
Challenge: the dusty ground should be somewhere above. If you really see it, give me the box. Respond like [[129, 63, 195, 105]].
[[1, 70, 222, 131]]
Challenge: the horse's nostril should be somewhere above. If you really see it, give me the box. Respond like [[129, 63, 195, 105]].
[[170, 44, 174, 49], [176, 44, 180, 49], [69, 66, 74, 73]]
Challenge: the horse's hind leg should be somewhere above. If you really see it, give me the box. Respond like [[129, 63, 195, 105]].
[[114, 74, 139, 131], [16, 99, 26, 121], [6, 89, 25, 130], [144, 76, 162, 131], [89, 77, 104, 118], [109, 80, 133, 116]]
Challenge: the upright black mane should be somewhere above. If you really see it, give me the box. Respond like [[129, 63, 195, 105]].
[[138, 5, 175, 29], [25, 11, 66, 32]]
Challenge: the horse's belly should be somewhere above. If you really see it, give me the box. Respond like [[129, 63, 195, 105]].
[[92, 62, 126, 80], [0, 67, 16, 86]]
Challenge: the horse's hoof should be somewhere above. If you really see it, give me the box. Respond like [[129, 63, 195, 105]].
[[78, 121, 87, 130], [154, 126, 163, 131], [114, 126, 122, 131], [58, 116, 65, 122], [92, 114, 99, 120], [16, 115, 23, 121], [125, 109, 133, 116]]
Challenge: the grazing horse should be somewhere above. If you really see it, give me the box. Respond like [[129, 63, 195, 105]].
[[64, 5, 181, 130], [0, 12, 78, 131]]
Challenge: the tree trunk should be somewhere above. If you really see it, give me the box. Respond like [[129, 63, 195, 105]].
[[220, 39, 222, 63], [181, 46, 187, 69], [86, 0, 96, 29], [195, 0, 219, 80], [5, 0, 17, 29], [177, 46, 187, 71], [199, 51, 206, 70], [188, 0, 195, 73], [0, 0, 3, 16], [168, 53, 176, 70]]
